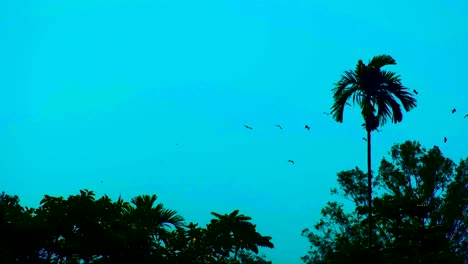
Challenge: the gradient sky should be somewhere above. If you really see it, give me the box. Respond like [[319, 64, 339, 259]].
[[1, 0, 468, 263]]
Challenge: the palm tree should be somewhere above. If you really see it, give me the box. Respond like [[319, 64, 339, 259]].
[[125, 194, 185, 243], [330, 54, 417, 253], [209, 210, 274, 261]]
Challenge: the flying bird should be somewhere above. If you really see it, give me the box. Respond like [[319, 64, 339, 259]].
[[362, 137, 367, 142], [444, 137, 447, 143], [413, 89, 418, 95], [275, 125, 283, 130], [464, 114, 468, 118], [305, 125, 310, 130], [452, 108, 456, 114], [346, 102, 351, 106], [244, 125, 253, 130], [288, 160, 295, 164], [323, 112, 330, 116]]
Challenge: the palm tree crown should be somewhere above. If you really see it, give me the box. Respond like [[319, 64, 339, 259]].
[[127, 194, 185, 230], [331, 54, 417, 131]]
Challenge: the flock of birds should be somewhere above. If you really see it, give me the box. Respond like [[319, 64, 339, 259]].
[[243, 123, 310, 165], [413, 89, 467, 143], [243, 109, 347, 165], [242, 89, 467, 164]]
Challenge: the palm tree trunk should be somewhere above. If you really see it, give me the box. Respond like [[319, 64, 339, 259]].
[[367, 129, 373, 259]]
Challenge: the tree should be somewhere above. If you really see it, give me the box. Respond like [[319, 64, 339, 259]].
[[162, 222, 217, 263], [1, 191, 274, 264], [330, 54, 417, 252], [125, 194, 185, 245], [0, 192, 39, 263], [163, 214, 274, 264], [34, 189, 125, 263], [208, 210, 274, 262], [302, 140, 467, 263]]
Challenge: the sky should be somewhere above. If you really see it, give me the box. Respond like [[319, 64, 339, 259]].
[[1, 0, 468, 263]]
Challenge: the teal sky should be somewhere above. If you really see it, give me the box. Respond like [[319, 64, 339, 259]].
[[2, 0, 468, 263]]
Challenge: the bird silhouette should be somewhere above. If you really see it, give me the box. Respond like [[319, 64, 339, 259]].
[[323, 112, 330, 116], [413, 89, 418, 95], [464, 114, 468, 118], [244, 125, 253, 130], [275, 125, 283, 130], [288, 160, 295, 164], [452, 108, 456, 114], [362, 137, 367, 142], [305, 125, 310, 130], [444, 137, 447, 143], [346, 102, 351, 106]]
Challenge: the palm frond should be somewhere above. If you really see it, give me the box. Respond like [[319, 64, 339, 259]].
[[384, 82, 417, 112], [229, 210, 240, 217], [211, 211, 223, 219], [380, 70, 401, 83], [256, 235, 274, 249], [368, 54, 396, 69], [331, 85, 361, 123], [355, 60, 367, 76], [332, 70, 359, 100], [332, 54, 417, 131], [374, 91, 402, 126], [331, 71, 360, 123], [157, 207, 185, 228]]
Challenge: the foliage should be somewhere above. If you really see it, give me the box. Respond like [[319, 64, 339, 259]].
[[0, 191, 274, 264], [209, 210, 274, 260], [330, 54, 417, 132], [302, 140, 467, 263], [229, 250, 273, 264]]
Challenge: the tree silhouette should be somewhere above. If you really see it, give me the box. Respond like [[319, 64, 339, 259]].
[[0, 192, 39, 263], [302, 140, 467, 263], [0, 191, 274, 264], [330, 54, 417, 253], [125, 194, 185, 243], [208, 210, 274, 261]]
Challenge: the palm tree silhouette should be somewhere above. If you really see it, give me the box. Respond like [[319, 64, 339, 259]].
[[330, 54, 417, 253], [125, 194, 185, 245], [209, 210, 274, 261]]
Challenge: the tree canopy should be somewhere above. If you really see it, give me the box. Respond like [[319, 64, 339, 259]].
[[302, 140, 467, 263], [330, 54, 417, 132], [0, 191, 274, 264]]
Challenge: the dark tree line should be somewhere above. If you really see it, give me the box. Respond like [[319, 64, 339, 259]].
[[0, 191, 273, 264], [302, 140, 468, 263]]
